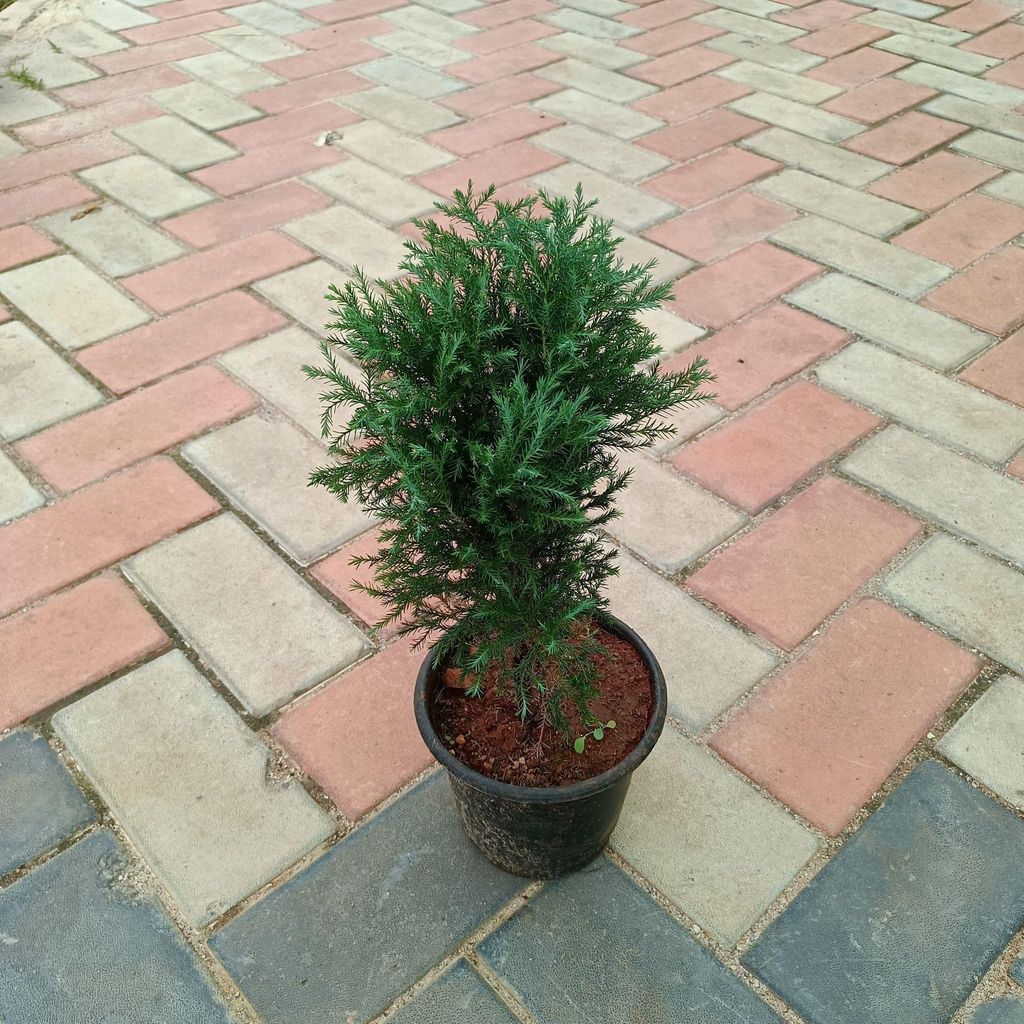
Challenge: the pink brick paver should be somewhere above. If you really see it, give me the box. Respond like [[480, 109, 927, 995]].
[[962, 23, 1024, 57], [16, 366, 257, 493], [0, 226, 59, 272], [666, 242, 820, 328], [643, 148, 780, 210], [711, 599, 982, 834], [924, 247, 1024, 336], [672, 381, 879, 511], [122, 232, 312, 312], [620, 20, 724, 57], [822, 79, 937, 124], [661, 304, 848, 411], [644, 192, 797, 264], [843, 112, 969, 165], [893, 194, 1024, 269], [76, 292, 286, 393], [805, 47, 911, 88], [687, 476, 921, 649], [15, 99, 163, 147], [0, 177, 96, 230], [162, 181, 330, 248], [625, 45, 735, 88], [0, 459, 218, 617], [428, 108, 562, 157], [0, 575, 168, 733], [272, 638, 433, 820], [637, 109, 763, 162], [958, 327, 1024, 406], [0, 135, 133, 191], [311, 527, 403, 639], [869, 152, 1002, 211], [4, 0, 1024, 1005]]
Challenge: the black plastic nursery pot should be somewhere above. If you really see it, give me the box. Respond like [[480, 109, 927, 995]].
[[414, 614, 667, 879]]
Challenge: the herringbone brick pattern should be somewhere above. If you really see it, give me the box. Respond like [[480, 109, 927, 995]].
[[3, 0, 1024, 1019]]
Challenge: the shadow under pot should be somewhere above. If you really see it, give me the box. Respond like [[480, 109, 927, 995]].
[[413, 614, 667, 879]]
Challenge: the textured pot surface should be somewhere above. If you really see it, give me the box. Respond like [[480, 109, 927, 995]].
[[414, 615, 667, 878]]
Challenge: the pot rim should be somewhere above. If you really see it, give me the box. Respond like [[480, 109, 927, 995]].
[[414, 613, 667, 804]]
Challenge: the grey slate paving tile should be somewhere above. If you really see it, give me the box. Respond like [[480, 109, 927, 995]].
[[973, 1000, 1024, 1024], [744, 761, 1024, 1024], [0, 829, 233, 1024], [0, 731, 94, 877], [479, 856, 783, 1023], [210, 773, 524, 1024], [387, 960, 516, 1024]]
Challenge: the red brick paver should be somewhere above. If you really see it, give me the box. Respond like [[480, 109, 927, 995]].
[[712, 599, 982, 834], [0, 575, 168, 733], [672, 381, 879, 511], [687, 477, 921, 649], [272, 638, 433, 820]]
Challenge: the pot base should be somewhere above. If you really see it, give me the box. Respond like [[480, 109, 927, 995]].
[[415, 614, 666, 879], [448, 772, 632, 878]]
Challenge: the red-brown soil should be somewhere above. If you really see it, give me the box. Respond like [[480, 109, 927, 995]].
[[430, 625, 653, 788]]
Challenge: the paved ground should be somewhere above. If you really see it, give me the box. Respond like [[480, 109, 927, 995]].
[[3, 0, 1024, 1020]]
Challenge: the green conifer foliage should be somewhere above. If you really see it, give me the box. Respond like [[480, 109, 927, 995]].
[[306, 185, 713, 732]]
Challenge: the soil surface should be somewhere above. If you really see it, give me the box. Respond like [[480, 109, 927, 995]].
[[431, 625, 653, 788]]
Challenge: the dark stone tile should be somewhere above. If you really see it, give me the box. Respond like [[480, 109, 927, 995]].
[[744, 761, 1024, 1024], [973, 999, 1024, 1024], [478, 856, 783, 1024], [0, 730, 94, 877], [387, 960, 517, 1024], [0, 829, 233, 1024], [210, 773, 525, 1024]]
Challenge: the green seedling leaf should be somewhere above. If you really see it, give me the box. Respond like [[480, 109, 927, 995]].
[[606, 720, 616, 729], [573, 737, 586, 754], [593, 727, 604, 741]]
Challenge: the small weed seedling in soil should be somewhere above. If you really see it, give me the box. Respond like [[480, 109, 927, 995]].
[[574, 721, 616, 755], [4, 66, 45, 90]]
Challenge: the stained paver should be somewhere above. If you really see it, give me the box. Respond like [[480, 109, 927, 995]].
[[54, 650, 334, 924], [125, 514, 368, 715], [480, 856, 784, 1022], [612, 726, 818, 946], [210, 773, 524, 1024], [0, 731, 95, 877], [744, 761, 1024, 1024], [0, 830, 234, 1024]]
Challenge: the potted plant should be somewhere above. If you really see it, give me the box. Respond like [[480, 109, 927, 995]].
[[306, 185, 712, 877]]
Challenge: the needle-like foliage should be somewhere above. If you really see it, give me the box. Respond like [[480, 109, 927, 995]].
[[305, 185, 713, 734]]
